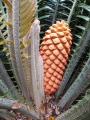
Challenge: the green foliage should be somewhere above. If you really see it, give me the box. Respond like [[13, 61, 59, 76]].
[[0, 0, 16, 90], [0, 0, 90, 120], [38, 0, 90, 118], [56, 89, 90, 120], [37, 0, 55, 38], [56, 0, 90, 99], [58, 57, 90, 111]]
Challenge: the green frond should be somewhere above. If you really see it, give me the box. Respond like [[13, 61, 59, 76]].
[[78, 3, 90, 10], [0, 60, 19, 99], [56, 12, 90, 99], [6, 52, 10, 56], [58, 57, 90, 111], [0, 0, 90, 119], [2, 47, 7, 51], [2, 30, 8, 36], [67, 0, 77, 24], [37, 0, 42, 4], [76, 26, 85, 30], [0, 24, 6, 30], [37, 6, 54, 12], [7, 0, 38, 101], [76, 15, 89, 21], [0, 15, 6, 21], [38, 15, 50, 20], [0, 97, 39, 120], [58, 12, 68, 17], [0, 79, 12, 98], [75, 34, 82, 39], [56, 91, 90, 120], [0, 11, 7, 39]]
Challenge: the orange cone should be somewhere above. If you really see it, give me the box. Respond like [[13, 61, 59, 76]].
[[40, 20, 72, 94]]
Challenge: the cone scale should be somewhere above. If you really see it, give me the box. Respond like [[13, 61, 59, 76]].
[[40, 20, 72, 94]]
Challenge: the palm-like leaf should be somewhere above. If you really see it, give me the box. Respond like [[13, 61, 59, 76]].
[[1, 0, 44, 111], [56, 1, 90, 99], [56, 90, 90, 120], [0, 0, 90, 119], [58, 57, 90, 111], [0, 59, 19, 99], [2, 0, 37, 101], [0, 97, 39, 120]]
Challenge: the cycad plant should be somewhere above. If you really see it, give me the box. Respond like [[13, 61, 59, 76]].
[[0, 0, 90, 120]]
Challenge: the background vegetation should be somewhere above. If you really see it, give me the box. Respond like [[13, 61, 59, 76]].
[[0, 0, 90, 120]]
